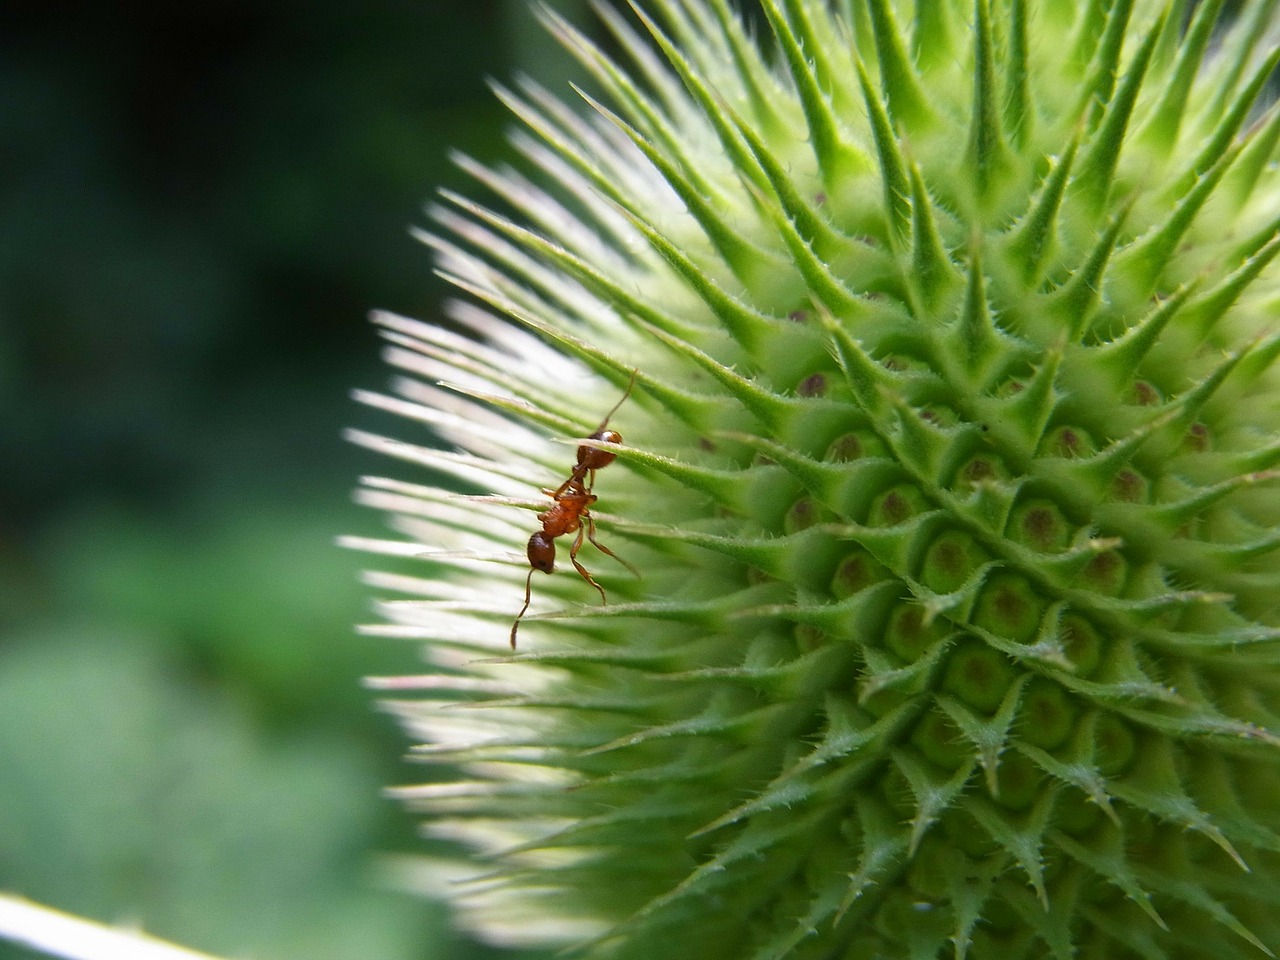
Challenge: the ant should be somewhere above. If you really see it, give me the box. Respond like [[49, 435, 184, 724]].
[[510, 369, 639, 648]]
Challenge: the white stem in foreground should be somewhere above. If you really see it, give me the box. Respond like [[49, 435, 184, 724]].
[[0, 894, 233, 960]]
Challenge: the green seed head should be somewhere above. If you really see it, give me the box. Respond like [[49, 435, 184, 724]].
[[351, 1, 1280, 957]]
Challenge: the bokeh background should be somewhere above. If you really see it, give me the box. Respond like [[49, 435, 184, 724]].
[[0, 3, 595, 958]]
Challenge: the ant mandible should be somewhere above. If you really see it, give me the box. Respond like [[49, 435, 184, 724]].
[[510, 369, 639, 648]]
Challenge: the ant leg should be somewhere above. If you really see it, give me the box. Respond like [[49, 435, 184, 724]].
[[586, 513, 640, 578], [568, 523, 608, 604], [546, 469, 581, 501], [510, 567, 536, 649], [548, 458, 600, 500]]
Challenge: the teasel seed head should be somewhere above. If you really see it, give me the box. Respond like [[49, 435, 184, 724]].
[[349, 2, 1280, 956]]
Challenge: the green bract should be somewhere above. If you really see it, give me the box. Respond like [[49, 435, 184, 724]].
[[349, 1, 1280, 957]]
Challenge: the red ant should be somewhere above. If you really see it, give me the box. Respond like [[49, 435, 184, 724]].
[[510, 370, 639, 648]]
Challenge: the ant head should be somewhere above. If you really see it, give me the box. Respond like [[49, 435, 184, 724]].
[[579, 429, 622, 470], [527, 531, 556, 573]]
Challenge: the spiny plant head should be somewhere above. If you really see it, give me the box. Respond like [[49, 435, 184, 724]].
[[349, 1, 1280, 957]]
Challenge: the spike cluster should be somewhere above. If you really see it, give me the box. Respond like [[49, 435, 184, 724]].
[[349, 1, 1280, 957]]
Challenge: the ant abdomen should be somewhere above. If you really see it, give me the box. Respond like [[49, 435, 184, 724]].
[[527, 531, 556, 573]]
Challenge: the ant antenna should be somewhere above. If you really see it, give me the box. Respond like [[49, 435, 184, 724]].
[[591, 368, 637, 434]]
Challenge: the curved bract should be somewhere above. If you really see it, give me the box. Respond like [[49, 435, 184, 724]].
[[350, 1, 1280, 957]]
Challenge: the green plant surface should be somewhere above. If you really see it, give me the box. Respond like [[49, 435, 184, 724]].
[[355, 1, 1280, 958]]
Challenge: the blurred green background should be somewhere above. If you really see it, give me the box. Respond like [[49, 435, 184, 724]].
[[0, 3, 591, 958]]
